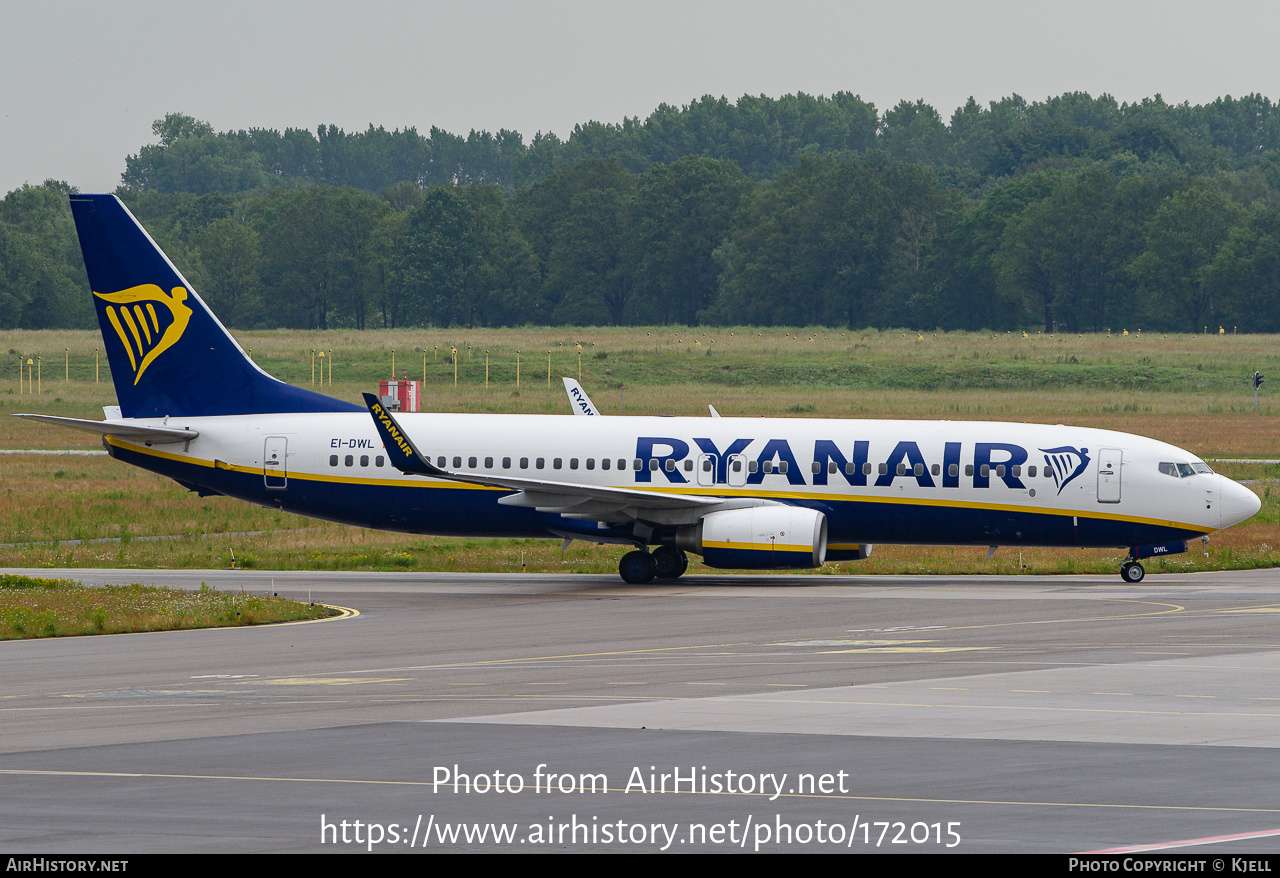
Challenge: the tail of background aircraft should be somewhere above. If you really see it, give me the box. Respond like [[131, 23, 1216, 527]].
[[68, 194, 361, 419]]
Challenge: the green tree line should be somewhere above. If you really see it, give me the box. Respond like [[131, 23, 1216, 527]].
[[6, 90, 1280, 332]]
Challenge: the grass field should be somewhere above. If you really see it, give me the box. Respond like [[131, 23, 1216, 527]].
[[1, 326, 1276, 577], [0, 573, 337, 639]]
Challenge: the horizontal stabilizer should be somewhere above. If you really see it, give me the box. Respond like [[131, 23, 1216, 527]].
[[13, 414, 198, 443]]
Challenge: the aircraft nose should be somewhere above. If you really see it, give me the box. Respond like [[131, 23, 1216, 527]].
[[1219, 476, 1262, 529]]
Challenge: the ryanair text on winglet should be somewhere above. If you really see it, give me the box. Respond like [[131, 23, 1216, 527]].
[[371, 402, 415, 459]]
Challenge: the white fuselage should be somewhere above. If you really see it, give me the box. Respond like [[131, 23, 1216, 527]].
[[103, 412, 1258, 552]]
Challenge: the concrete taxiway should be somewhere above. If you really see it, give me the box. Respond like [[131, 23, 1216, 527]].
[[1, 567, 1279, 853]]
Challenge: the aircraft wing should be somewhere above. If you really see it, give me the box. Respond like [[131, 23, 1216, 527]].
[[13, 413, 198, 443], [562, 377, 601, 415], [362, 394, 716, 518]]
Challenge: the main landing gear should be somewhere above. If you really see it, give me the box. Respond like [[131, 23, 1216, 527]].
[[1120, 561, 1145, 583], [618, 545, 688, 584]]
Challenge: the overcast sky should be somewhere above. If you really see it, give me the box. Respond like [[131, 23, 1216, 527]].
[[3, 0, 1278, 195]]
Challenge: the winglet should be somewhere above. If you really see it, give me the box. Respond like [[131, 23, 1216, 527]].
[[362, 392, 442, 476], [562, 377, 601, 415]]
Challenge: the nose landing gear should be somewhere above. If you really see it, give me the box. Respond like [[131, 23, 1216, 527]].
[[1118, 540, 1188, 583], [1120, 561, 1145, 583]]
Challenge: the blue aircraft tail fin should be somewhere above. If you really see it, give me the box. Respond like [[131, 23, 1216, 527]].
[[68, 194, 361, 418]]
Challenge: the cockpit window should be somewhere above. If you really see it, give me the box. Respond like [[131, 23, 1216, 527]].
[[1159, 462, 1211, 478]]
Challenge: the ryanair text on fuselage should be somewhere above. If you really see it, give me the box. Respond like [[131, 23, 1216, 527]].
[[631, 435, 1088, 493]]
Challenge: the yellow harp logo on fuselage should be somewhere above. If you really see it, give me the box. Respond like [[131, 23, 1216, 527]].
[[94, 285, 193, 385]]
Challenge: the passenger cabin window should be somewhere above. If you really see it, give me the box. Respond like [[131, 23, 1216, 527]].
[[330, 455, 339, 467], [503, 457, 511, 469], [468, 456, 477, 468], [376, 455, 385, 467], [601, 459, 610, 470], [553, 458, 562, 469], [1028, 465, 1037, 477], [931, 464, 940, 476], [484, 457, 493, 468], [437, 456, 446, 467], [520, 457, 528, 469], [345, 455, 354, 467], [360, 455, 369, 467], [536, 458, 545, 469], [586, 459, 595, 470], [453, 456, 462, 468], [949, 464, 959, 477]]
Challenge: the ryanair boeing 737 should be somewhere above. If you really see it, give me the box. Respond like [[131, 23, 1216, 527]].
[[18, 194, 1261, 583]]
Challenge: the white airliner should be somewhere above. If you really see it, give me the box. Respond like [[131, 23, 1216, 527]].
[[18, 194, 1261, 584]]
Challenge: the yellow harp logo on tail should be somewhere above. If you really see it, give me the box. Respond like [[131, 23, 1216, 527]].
[[93, 285, 193, 385]]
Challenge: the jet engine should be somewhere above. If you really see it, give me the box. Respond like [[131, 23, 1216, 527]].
[[677, 505, 828, 569]]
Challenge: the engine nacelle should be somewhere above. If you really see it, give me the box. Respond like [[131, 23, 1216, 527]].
[[677, 506, 828, 569]]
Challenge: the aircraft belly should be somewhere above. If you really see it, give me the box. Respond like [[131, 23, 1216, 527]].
[[819, 496, 1204, 548]]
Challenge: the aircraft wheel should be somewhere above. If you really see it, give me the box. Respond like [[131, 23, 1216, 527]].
[[619, 550, 657, 584], [652, 545, 687, 580], [1121, 561, 1145, 583]]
